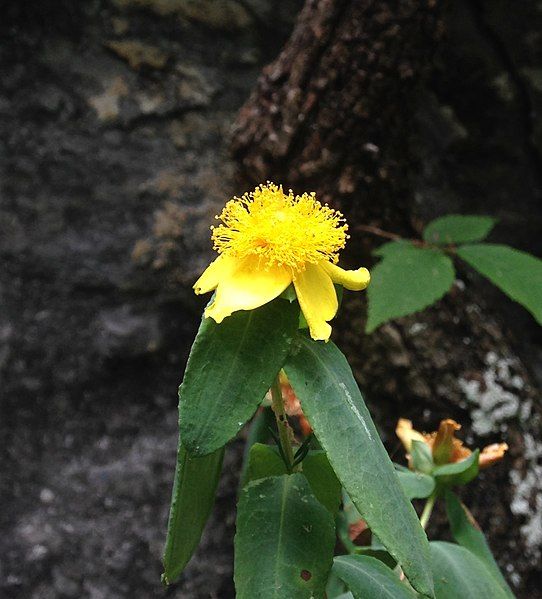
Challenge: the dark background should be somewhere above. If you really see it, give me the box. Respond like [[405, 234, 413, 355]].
[[1, 1, 541, 597]]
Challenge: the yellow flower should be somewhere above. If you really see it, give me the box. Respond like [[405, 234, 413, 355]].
[[194, 183, 370, 341], [396, 418, 508, 469]]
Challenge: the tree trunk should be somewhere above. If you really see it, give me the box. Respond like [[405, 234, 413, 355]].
[[231, 1, 542, 596]]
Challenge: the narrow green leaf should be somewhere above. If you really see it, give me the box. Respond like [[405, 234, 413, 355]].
[[179, 299, 299, 456], [367, 243, 455, 332], [234, 474, 335, 599], [284, 336, 434, 598], [162, 444, 224, 584], [430, 541, 510, 599], [397, 470, 435, 499], [333, 555, 418, 599], [423, 215, 496, 245], [302, 450, 342, 516], [432, 450, 479, 487], [239, 408, 275, 490], [457, 244, 542, 325], [445, 492, 514, 597]]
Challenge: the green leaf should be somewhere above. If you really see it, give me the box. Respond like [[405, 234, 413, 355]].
[[179, 299, 299, 456], [352, 548, 397, 570], [301, 450, 342, 515], [284, 336, 434, 598], [423, 215, 496, 245], [430, 541, 510, 599], [333, 555, 418, 599], [162, 444, 224, 584], [234, 473, 335, 599], [245, 445, 341, 515], [245, 443, 288, 482], [239, 408, 275, 490], [397, 470, 436, 499], [433, 450, 479, 487], [445, 492, 514, 597], [326, 569, 348, 598], [366, 243, 455, 332], [456, 244, 542, 325], [373, 240, 413, 257], [410, 440, 435, 475]]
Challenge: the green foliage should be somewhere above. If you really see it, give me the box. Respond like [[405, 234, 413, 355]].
[[284, 335, 434, 598], [245, 443, 287, 481], [164, 219, 522, 595], [445, 492, 513, 597], [430, 541, 510, 599], [162, 444, 224, 584], [352, 548, 397, 570], [239, 407, 274, 489], [396, 470, 436, 500], [234, 474, 335, 599], [333, 555, 418, 599], [457, 243, 542, 325], [366, 215, 541, 331], [179, 299, 299, 456], [244, 444, 341, 515], [432, 450, 479, 487], [423, 215, 496, 245], [366, 242, 455, 333], [410, 440, 435, 475], [301, 450, 342, 516]]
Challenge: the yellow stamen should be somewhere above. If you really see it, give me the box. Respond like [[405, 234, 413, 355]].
[[211, 182, 348, 273]]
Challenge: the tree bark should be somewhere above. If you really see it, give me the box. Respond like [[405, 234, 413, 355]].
[[231, 1, 542, 596], [232, 0, 442, 227]]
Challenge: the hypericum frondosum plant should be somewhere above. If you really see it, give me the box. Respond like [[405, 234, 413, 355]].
[[161, 184, 513, 599]]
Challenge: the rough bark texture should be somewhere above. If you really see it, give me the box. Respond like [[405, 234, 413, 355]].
[[232, 0, 443, 226], [232, 1, 542, 597]]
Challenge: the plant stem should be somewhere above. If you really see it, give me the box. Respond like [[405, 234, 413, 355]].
[[355, 224, 426, 248], [420, 492, 437, 529], [270, 375, 298, 473]]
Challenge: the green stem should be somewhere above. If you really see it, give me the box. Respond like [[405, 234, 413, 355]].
[[420, 492, 437, 529], [270, 375, 298, 473]]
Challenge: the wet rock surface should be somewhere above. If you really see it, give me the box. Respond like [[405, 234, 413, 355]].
[[0, 1, 300, 597]]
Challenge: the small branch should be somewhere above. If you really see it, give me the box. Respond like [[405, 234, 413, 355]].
[[355, 224, 403, 241], [355, 224, 427, 247], [270, 375, 299, 473]]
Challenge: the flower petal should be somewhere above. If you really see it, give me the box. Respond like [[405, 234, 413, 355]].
[[432, 419, 462, 465], [193, 254, 236, 295], [293, 264, 338, 341], [396, 418, 427, 452], [205, 255, 292, 323], [320, 261, 370, 291], [479, 442, 508, 469]]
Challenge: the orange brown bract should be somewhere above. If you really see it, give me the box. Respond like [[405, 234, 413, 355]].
[[193, 183, 370, 341], [396, 418, 508, 469], [279, 372, 312, 437]]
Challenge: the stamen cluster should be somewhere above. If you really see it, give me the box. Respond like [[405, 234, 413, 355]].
[[211, 183, 348, 271]]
